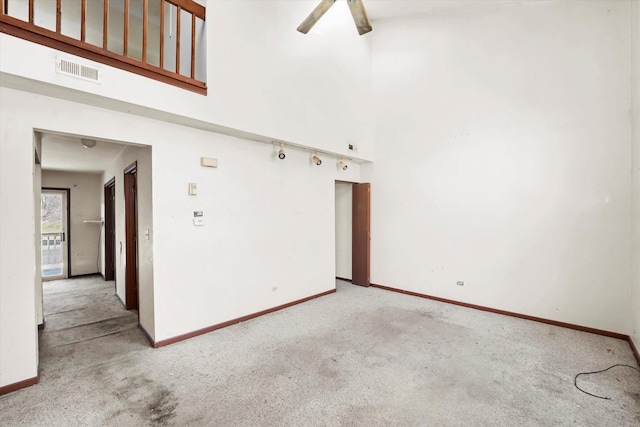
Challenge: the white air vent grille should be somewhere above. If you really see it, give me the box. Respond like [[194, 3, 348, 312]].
[[56, 59, 100, 82]]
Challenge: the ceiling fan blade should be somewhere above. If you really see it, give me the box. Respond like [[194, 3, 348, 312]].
[[297, 0, 337, 34], [347, 0, 372, 35]]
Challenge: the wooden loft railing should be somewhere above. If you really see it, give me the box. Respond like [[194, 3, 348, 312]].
[[0, 0, 206, 94]]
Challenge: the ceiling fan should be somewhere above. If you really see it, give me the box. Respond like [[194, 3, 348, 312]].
[[297, 0, 373, 36]]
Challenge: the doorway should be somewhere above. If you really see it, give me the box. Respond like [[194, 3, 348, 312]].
[[335, 181, 371, 287], [41, 188, 70, 280], [104, 177, 116, 282], [124, 162, 139, 311]]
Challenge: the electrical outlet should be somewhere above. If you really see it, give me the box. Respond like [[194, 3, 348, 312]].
[[457, 281, 464, 286], [348, 143, 357, 152]]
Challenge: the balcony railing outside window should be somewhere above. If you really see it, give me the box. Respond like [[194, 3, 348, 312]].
[[1, 0, 206, 93]]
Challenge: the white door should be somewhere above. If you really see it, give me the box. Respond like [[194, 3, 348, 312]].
[[41, 189, 68, 280]]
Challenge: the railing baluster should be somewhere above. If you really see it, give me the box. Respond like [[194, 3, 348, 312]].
[[190, 13, 195, 79], [123, 0, 129, 56], [81, 0, 86, 42], [142, 0, 148, 63], [56, 0, 61, 33], [103, 0, 108, 49], [160, 0, 164, 68], [0, 0, 206, 92], [176, 6, 181, 75]]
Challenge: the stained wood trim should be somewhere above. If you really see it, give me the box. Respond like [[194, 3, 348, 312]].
[[80, 0, 86, 41], [0, 15, 207, 94], [142, 0, 148, 62], [175, 6, 181, 75], [190, 13, 195, 79], [159, 0, 164, 68], [139, 324, 154, 346], [116, 292, 127, 308], [2, 0, 6, 15], [0, 377, 38, 396], [166, 0, 205, 20], [336, 277, 352, 283], [38, 321, 45, 330], [124, 161, 137, 174], [103, 0, 108, 49], [352, 183, 371, 287], [630, 337, 640, 366], [124, 162, 138, 311], [55, 0, 61, 33], [70, 272, 103, 279], [28, 0, 34, 24], [370, 283, 630, 341], [123, 0, 129, 56], [104, 178, 115, 282], [154, 289, 337, 348]]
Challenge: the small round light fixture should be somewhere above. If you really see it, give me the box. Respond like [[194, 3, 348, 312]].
[[278, 143, 286, 159], [81, 138, 97, 149], [338, 157, 348, 171], [312, 151, 322, 166]]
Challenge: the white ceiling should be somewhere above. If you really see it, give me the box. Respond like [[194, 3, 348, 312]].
[[364, 0, 533, 21], [39, 133, 128, 173]]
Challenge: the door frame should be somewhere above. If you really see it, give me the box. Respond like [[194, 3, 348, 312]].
[[104, 177, 116, 282], [335, 181, 371, 287], [352, 182, 371, 287], [124, 162, 139, 311], [41, 187, 71, 279]]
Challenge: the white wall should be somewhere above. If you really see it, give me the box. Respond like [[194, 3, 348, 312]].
[[0, 92, 38, 388], [631, 0, 640, 349], [41, 170, 103, 276], [34, 161, 43, 328], [335, 182, 352, 280], [0, 86, 360, 386], [363, 0, 632, 333], [0, 0, 374, 160]]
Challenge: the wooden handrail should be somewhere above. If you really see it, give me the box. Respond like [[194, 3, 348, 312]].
[[166, 0, 205, 21], [0, 0, 206, 94]]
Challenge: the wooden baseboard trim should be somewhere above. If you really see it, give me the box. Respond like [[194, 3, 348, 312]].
[[69, 272, 102, 279], [370, 283, 629, 341], [336, 277, 352, 283], [629, 336, 640, 365], [154, 289, 336, 348], [0, 376, 38, 396], [138, 324, 155, 347], [116, 293, 126, 309], [38, 321, 45, 330]]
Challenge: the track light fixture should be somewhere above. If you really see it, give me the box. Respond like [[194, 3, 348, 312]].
[[312, 151, 322, 166], [278, 143, 286, 159], [338, 157, 348, 170]]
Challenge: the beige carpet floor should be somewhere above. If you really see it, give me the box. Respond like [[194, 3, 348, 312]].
[[1, 276, 639, 426]]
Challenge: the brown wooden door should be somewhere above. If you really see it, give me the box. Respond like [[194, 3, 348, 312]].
[[124, 163, 138, 311], [352, 183, 370, 287], [104, 178, 116, 281]]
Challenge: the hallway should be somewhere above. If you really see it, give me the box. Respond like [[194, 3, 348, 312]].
[[39, 276, 146, 378]]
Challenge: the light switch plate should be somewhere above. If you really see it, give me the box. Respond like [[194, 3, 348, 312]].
[[188, 182, 197, 195]]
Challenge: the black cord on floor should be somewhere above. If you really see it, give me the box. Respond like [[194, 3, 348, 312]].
[[574, 364, 640, 400]]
